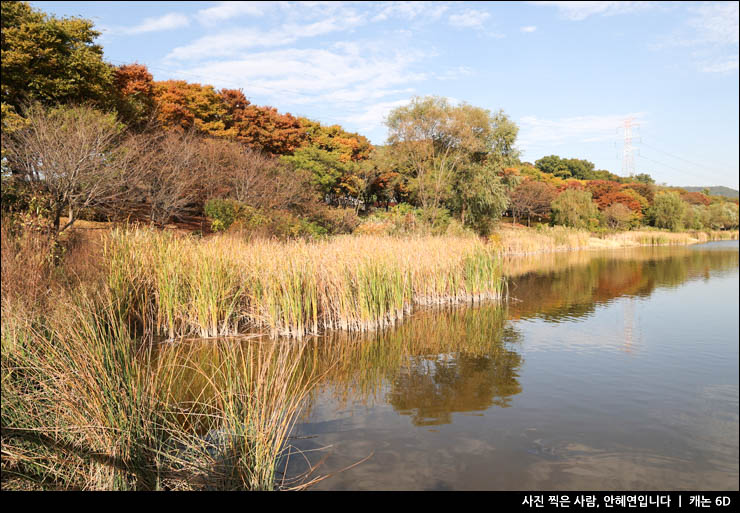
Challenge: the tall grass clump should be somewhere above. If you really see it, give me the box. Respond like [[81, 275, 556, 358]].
[[104, 228, 505, 339], [1, 290, 171, 490], [155, 340, 315, 490], [1, 289, 317, 490]]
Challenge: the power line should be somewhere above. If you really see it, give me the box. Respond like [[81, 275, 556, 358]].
[[639, 141, 728, 182], [635, 153, 723, 184]]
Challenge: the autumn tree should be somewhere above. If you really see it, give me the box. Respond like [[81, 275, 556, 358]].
[[220, 89, 307, 155], [152, 80, 235, 138], [603, 203, 635, 229], [585, 180, 622, 209], [622, 182, 655, 204], [113, 63, 155, 128], [680, 191, 711, 206], [299, 118, 373, 162], [510, 180, 557, 226]]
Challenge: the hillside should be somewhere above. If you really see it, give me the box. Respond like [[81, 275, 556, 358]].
[[680, 186, 739, 198]]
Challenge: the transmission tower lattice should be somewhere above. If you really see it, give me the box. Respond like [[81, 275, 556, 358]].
[[619, 117, 638, 177]]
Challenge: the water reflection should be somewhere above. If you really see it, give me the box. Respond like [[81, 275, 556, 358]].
[[505, 243, 739, 322], [153, 241, 739, 490]]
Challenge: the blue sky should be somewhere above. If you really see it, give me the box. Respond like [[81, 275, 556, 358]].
[[31, 1, 739, 188]]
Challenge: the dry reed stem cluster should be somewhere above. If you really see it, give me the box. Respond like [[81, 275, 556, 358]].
[[105, 229, 505, 339]]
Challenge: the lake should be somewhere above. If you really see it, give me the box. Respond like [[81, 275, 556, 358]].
[[282, 240, 739, 490]]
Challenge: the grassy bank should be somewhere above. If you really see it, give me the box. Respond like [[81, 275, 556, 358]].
[[106, 229, 505, 339], [493, 225, 738, 255]]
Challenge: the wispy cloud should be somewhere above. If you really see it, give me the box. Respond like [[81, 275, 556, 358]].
[[372, 1, 450, 22], [688, 2, 739, 46], [342, 99, 411, 133], [174, 46, 428, 107], [449, 9, 491, 29], [531, 1, 653, 21], [165, 15, 364, 61], [700, 55, 739, 73], [521, 25, 537, 33], [653, 2, 738, 73], [518, 113, 646, 149], [115, 12, 190, 35], [196, 1, 268, 24]]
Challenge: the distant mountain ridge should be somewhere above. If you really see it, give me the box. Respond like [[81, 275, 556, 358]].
[[680, 186, 739, 198]]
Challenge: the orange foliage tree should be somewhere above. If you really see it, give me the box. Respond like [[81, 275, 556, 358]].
[[219, 88, 306, 155], [152, 80, 235, 138], [113, 63, 155, 127], [680, 191, 711, 206], [299, 118, 373, 162]]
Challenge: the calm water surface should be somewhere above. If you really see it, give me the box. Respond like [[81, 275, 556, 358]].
[[284, 241, 739, 490]]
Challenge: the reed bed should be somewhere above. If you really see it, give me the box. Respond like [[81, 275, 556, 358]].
[[494, 225, 738, 255], [105, 229, 505, 340]]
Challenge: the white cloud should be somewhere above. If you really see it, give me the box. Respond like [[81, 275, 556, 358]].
[[531, 1, 653, 21], [449, 9, 491, 29], [518, 113, 646, 149], [196, 1, 268, 24], [701, 55, 739, 73], [165, 16, 365, 61], [122, 12, 190, 34], [688, 2, 739, 46], [174, 47, 428, 107], [521, 26, 537, 33], [372, 1, 449, 22], [652, 2, 738, 74], [342, 99, 411, 132]]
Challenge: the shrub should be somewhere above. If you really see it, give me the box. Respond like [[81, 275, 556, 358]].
[[204, 199, 241, 232]]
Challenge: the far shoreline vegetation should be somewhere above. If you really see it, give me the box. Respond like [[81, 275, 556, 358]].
[[1, 2, 738, 491]]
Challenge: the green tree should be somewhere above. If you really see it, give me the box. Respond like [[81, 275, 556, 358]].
[[633, 173, 655, 184], [535, 155, 571, 178], [708, 201, 739, 230], [648, 192, 688, 231], [281, 145, 360, 208], [1, 1, 114, 131], [386, 96, 517, 232], [550, 189, 599, 229]]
